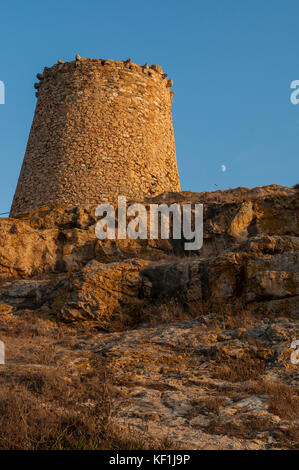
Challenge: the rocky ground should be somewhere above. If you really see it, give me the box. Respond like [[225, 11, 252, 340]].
[[0, 185, 298, 449]]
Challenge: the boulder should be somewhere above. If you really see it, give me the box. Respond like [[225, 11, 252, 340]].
[[53, 258, 150, 326]]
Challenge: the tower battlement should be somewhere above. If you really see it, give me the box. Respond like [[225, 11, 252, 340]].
[[10, 56, 180, 216]]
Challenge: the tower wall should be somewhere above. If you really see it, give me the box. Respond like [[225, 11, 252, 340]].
[[10, 58, 180, 216]]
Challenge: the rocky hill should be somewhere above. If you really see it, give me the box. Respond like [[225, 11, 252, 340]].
[[0, 184, 298, 449]]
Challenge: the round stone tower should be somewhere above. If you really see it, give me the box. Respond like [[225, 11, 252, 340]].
[[10, 56, 180, 217]]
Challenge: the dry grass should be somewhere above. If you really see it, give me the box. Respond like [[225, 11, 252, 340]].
[[187, 298, 215, 319], [188, 397, 227, 419], [0, 358, 108, 449], [212, 357, 266, 383], [271, 426, 299, 449], [0, 335, 176, 450], [187, 297, 263, 331], [204, 416, 299, 449], [109, 298, 188, 331], [0, 386, 173, 450], [119, 297, 263, 334], [205, 415, 273, 439], [0, 362, 176, 450], [224, 310, 261, 329], [0, 302, 297, 450], [245, 380, 299, 420]]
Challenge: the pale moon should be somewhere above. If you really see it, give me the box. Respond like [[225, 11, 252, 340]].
[[221, 164, 226, 172]]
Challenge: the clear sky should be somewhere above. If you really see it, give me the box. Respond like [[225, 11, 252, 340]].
[[0, 0, 298, 214]]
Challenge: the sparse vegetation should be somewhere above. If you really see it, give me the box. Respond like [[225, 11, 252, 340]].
[[0, 315, 177, 450], [188, 397, 227, 419], [245, 380, 299, 420], [203, 416, 299, 449], [0, 296, 297, 450], [0, 357, 176, 450], [212, 356, 266, 383]]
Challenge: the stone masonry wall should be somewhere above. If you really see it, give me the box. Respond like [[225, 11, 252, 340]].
[[10, 57, 180, 216]]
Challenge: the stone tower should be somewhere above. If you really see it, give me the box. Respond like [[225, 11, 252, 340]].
[[10, 56, 180, 217]]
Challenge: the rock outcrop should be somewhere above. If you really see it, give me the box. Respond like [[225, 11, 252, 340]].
[[0, 184, 298, 449], [0, 185, 297, 326]]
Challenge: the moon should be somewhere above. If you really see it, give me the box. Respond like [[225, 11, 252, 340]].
[[221, 164, 226, 172]]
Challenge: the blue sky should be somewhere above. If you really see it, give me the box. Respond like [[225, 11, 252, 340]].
[[0, 0, 298, 214]]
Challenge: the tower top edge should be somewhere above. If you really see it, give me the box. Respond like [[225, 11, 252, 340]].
[[38, 57, 172, 81], [34, 56, 175, 98]]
